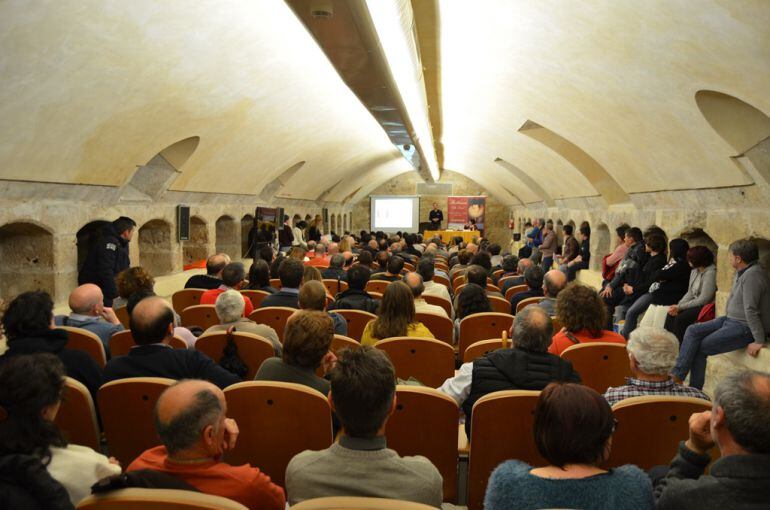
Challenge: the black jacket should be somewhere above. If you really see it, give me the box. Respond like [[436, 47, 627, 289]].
[[463, 348, 580, 436], [0, 454, 74, 510], [651, 258, 692, 306], [184, 274, 223, 290], [622, 251, 668, 304], [510, 288, 544, 315], [78, 224, 130, 306], [321, 267, 347, 282], [260, 290, 300, 309], [278, 224, 294, 248], [609, 242, 650, 290], [327, 289, 380, 314], [0, 329, 102, 400], [102, 344, 240, 389]]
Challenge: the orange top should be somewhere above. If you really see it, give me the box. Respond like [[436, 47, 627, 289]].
[[549, 328, 626, 356], [200, 288, 254, 316], [128, 446, 285, 510]]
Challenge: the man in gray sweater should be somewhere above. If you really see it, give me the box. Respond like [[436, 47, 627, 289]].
[[672, 239, 770, 389], [654, 370, 770, 509], [285, 347, 443, 508]]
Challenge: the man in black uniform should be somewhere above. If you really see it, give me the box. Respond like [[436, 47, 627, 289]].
[[79, 216, 136, 307], [429, 202, 443, 230]]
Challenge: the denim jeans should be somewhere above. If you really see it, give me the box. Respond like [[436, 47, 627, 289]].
[[542, 256, 553, 271], [672, 316, 753, 389], [622, 293, 654, 339]]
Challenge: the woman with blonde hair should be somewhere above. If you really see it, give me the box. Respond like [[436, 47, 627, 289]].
[[360, 281, 433, 346]]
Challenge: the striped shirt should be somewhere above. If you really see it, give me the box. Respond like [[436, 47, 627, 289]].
[[604, 377, 710, 407]]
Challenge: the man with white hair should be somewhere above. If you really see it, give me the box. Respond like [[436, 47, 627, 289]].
[[604, 327, 709, 406], [205, 290, 281, 356], [55, 284, 124, 351]]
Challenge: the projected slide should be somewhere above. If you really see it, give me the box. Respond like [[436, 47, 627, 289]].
[[371, 196, 420, 232]]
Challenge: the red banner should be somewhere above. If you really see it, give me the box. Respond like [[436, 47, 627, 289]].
[[447, 196, 486, 230]]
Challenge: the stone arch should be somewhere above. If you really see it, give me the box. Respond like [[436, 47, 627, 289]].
[[138, 219, 173, 277], [76, 220, 111, 272], [331, 214, 336, 233], [241, 214, 255, 258], [0, 221, 55, 301], [215, 215, 239, 260], [343, 213, 348, 232], [184, 216, 208, 265], [336, 214, 342, 234], [749, 237, 770, 280], [679, 228, 718, 259], [591, 223, 611, 271]]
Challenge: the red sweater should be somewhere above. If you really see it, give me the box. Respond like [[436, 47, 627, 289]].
[[200, 288, 253, 316], [549, 328, 626, 356]]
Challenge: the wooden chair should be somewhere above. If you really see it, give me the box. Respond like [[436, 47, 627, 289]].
[[171, 289, 205, 316], [458, 312, 514, 360], [76, 488, 248, 509], [515, 296, 545, 314], [110, 330, 187, 357], [97, 378, 175, 467], [415, 311, 454, 345], [385, 387, 459, 501], [435, 261, 449, 272], [551, 316, 562, 334], [114, 306, 130, 328], [504, 283, 528, 302], [291, 497, 434, 510], [334, 309, 377, 341], [57, 326, 106, 368], [180, 305, 220, 330], [561, 342, 631, 394], [365, 280, 390, 294], [330, 334, 361, 354], [248, 306, 296, 343], [422, 294, 452, 317], [497, 275, 514, 286], [463, 337, 512, 363], [375, 337, 454, 387], [403, 261, 415, 272], [467, 390, 543, 510], [492, 269, 504, 279], [488, 295, 511, 315], [224, 381, 333, 487], [55, 377, 100, 451], [322, 278, 348, 296], [368, 291, 383, 299], [269, 278, 282, 289], [240, 289, 270, 310], [452, 275, 466, 293], [195, 331, 275, 380], [607, 396, 714, 470], [432, 274, 450, 288], [486, 283, 501, 293]]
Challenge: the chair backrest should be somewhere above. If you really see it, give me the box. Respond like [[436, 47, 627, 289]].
[[435, 261, 449, 272], [385, 386, 459, 501], [248, 306, 297, 343], [486, 283, 501, 293], [374, 337, 454, 387], [432, 274, 450, 288], [110, 330, 186, 357], [224, 381, 333, 488], [421, 293, 452, 317], [330, 334, 361, 354], [463, 338, 512, 363], [180, 305, 220, 330], [333, 309, 377, 341], [551, 316, 562, 334], [57, 326, 106, 368], [115, 306, 130, 328], [403, 261, 415, 272], [97, 377, 175, 467], [467, 390, 543, 510], [607, 396, 714, 470], [364, 280, 390, 294], [55, 377, 100, 451], [458, 312, 514, 359], [195, 331, 275, 380], [240, 289, 270, 310], [561, 342, 631, 394], [322, 279, 348, 296], [452, 275, 466, 293], [504, 284, 528, 302], [291, 497, 435, 510], [516, 296, 544, 314], [414, 312, 454, 345], [488, 295, 511, 315], [492, 269, 504, 279], [269, 278, 282, 289], [171, 289, 205, 316], [76, 488, 248, 510]]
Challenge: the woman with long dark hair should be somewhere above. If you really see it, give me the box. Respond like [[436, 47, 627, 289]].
[[360, 281, 433, 346]]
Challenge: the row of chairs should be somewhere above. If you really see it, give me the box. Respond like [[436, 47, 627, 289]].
[[58, 377, 712, 509]]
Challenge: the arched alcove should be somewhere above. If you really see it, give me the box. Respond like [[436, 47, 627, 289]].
[[695, 91, 770, 155], [349, 213, 352, 232], [183, 216, 208, 265], [215, 215, 239, 259], [138, 219, 173, 277], [76, 220, 111, 272], [591, 223, 611, 271], [749, 237, 770, 280], [0, 222, 55, 300], [304, 214, 312, 222], [679, 228, 718, 259], [331, 214, 336, 233], [241, 215, 255, 258]]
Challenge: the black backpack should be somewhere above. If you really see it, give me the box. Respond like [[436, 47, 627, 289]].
[[218, 326, 248, 379]]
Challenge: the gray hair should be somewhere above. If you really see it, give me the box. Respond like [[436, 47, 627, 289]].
[[512, 306, 553, 352], [714, 370, 770, 454], [728, 239, 759, 265], [215, 289, 245, 323], [403, 272, 424, 297], [626, 327, 679, 375], [155, 385, 222, 455], [329, 254, 345, 269]]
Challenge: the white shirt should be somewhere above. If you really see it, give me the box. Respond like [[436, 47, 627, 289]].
[[421, 281, 454, 319], [437, 361, 474, 405], [47, 444, 122, 505], [414, 298, 449, 319]]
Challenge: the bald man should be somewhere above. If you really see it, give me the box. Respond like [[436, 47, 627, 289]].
[[404, 272, 448, 319], [525, 269, 568, 316], [102, 297, 240, 388], [128, 380, 285, 510], [55, 283, 124, 352], [184, 253, 231, 290]]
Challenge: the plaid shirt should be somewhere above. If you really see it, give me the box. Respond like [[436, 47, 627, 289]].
[[604, 377, 710, 407]]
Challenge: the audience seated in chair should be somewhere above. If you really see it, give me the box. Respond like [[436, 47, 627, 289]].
[[360, 282, 434, 347], [285, 347, 442, 508], [245, 259, 277, 294], [654, 370, 770, 509], [448, 250, 471, 281], [306, 243, 329, 268], [549, 283, 626, 356], [455, 283, 492, 341], [127, 379, 285, 510], [371, 255, 404, 282], [501, 257, 532, 297], [416, 258, 451, 306], [299, 281, 347, 336], [484, 382, 654, 510], [205, 290, 281, 356], [126, 290, 197, 348], [604, 327, 709, 406], [200, 262, 253, 316], [54, 283, 124, 353], [440, 306, 580, 436], [600, 227, 650, 327], [0, 353, 120, 506], [525, 269, 567, 316], [260, 258, 304, 309], [510, 265, 545, 315], [184, 253, 230, 290], [327, 264, 380, 314], [0, 291, 102, 400], [112, 266, 155, 309], [404, 272, 448, 319], [321, 254, 347, 282], [102, 297, 240, 389]]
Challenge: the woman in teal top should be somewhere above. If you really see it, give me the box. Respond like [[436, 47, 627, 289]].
[[484, 382, 654, 510]]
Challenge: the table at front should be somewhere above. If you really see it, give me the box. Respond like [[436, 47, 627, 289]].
[[423, 230, 480, 244]]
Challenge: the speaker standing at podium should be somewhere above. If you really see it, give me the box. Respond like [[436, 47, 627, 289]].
[[429, 202, 443, 230]]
